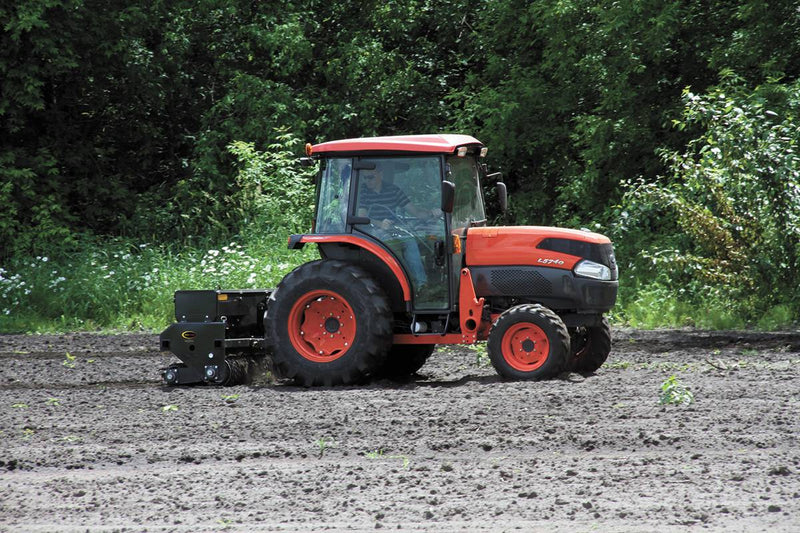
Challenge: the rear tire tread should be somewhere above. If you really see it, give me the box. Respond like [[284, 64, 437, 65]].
[[377, 344, 435, 379], [267, 259, 392, 386], [570, 317, 611, 374]]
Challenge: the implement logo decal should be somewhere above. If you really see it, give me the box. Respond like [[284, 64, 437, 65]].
[[181, 331, 197, 340]]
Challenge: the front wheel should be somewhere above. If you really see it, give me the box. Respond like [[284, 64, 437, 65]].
[[487, 304, 569, 380], [267, 260, 393, 386]]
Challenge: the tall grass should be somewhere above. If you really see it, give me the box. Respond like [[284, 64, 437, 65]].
[[614, 286, 743, 330], [0, 235, 316, 333], [3, 241, 796, 333], [613, 283, 796, 331]]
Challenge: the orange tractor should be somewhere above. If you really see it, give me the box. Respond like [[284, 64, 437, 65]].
[[160, 135, 618, 386]]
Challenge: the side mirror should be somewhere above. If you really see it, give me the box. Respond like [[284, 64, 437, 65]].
[[496, 182, 508, 213], [441, 180, 455, 213], [299, 157, 315, 167]]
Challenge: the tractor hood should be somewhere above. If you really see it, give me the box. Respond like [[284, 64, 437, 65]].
[[465, 226, 617, 277]]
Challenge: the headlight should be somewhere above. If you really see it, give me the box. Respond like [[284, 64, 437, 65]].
[[574, 259, 611, 281]]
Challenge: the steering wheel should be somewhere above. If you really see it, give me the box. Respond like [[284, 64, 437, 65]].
[[365, 204, 442, 261], [370, 211, 413, 239], [362, 204, 421, 240]]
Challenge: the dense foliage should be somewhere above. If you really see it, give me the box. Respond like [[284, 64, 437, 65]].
[[615, 75, 800, 328], [1, 1, 798, 330]]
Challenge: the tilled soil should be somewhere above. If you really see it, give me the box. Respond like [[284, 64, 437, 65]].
[[1, 329, 799, 532]]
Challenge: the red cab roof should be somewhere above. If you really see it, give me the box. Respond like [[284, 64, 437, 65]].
[[311, 134, 483, 155]]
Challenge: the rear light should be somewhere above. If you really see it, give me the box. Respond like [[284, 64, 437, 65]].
[[574, 260, 611, 281], [457, 146, 468, 157]]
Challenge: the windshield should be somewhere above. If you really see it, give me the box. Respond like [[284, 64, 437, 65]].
[[447, 155, 486, 229], [315, 158, 352, 233]]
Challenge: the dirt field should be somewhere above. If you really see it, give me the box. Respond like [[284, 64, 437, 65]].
[[1, 329, 799, 532]]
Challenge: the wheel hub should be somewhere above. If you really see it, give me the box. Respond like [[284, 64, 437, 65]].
[[288, 291, 356, 362], [521, 339, 535, 352], [324, 317, 341, 333], [502, 322, 550, 371]]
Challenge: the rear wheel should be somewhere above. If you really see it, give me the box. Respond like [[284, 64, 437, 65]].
[[377, 344, 435, 379], [267, 260, 393, 386], [569, 318, 611, 374], [487, 304, 569, 380]]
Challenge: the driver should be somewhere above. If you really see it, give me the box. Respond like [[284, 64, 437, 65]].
[[357, 168, 439, 291], [358, 168, 439, 227]]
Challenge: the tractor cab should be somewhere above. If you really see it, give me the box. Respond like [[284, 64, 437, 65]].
[[295, 134, 494, 315]]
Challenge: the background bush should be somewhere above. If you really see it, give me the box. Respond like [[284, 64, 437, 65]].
[[1, 0, 798, 331], [613, 74, 800, 327]]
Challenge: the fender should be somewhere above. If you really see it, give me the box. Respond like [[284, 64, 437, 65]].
[[289, 234, 412, 302]]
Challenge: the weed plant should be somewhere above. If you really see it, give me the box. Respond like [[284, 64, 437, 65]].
[[365, 449, 411, 469], [316, 437, 333, 458], [659, 375, 695, 405]]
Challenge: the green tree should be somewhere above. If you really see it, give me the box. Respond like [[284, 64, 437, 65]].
[[450, 0, 799, 228]]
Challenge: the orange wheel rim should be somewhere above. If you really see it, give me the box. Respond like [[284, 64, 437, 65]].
[[288, 290, 356, 363], [501, 323, 550, 371]]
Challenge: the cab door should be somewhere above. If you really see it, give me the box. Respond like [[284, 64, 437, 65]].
[[352, 156, 450, 311], [446, 155, 488, 307]]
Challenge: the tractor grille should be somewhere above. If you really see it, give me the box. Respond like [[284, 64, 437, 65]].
[[491, 269, 552, 295]]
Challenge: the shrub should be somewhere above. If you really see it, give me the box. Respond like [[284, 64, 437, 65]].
[[613, 73, 800, 327], [228, 129, 316, 236]]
